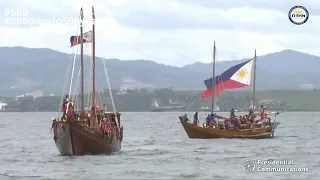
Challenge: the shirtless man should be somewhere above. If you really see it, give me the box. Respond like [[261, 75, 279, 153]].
[[259, 105, 266, 120]]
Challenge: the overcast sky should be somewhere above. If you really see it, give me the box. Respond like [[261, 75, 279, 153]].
[[0, 0, 319, 66]]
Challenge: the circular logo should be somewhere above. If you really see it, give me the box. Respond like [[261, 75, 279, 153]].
[[242, 160, 255, 172], [288, 6, 309, 25]]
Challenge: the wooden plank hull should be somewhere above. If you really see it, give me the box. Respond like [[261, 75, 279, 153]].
[[53, 121, 123, 156], [54, 123, 73, 156], [179, 119, 278, 139]]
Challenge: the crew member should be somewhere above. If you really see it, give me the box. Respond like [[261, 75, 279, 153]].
[[67, 101, 74, 118], [104, 118, 112, 136], [193, 112, 199, 126], [248, 108, 254, 123], [259, 105, 266, 120], [205, 114, 211, 126], [210, 113, 217, 126], [62, 94, 69, 118], [230, 109, 235, 120], [99, 118, 105, 132]]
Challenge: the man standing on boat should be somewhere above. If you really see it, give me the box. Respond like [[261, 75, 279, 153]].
[[230, 109, 236, 120], [66, 100, 75, 119], [248, 108, 254, 123], [210, 113, 217, 128], [193, 112, 199, 126], [61, 94, 69, 118], [205, 114, 211, 126], [259, 105, 266, 120]]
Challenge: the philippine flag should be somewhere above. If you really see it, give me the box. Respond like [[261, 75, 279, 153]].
[[201, 59, 253, 98], [70, 30, 93, 47]]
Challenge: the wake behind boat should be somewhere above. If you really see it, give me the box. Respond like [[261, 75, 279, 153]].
[[179, 42, 281, 139], [51, 7, 123, 156]]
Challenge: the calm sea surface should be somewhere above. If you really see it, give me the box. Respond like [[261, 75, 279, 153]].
[[0, 112, 319, 179]]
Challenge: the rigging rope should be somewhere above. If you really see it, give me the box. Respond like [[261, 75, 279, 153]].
[[86, 44, 92, 110], [72, 66, 81, 110], [68, 52, 77, 97], [58, 54, 74, 118], [96, 79, 103, 111], [57, 14, 80, 118], [102, 58, 119, 127]]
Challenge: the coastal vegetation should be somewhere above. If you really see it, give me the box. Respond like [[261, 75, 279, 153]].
[[1, 88, 319, 112]]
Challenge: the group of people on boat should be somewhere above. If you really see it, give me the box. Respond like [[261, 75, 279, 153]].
[[180, 105, 271, 130], [51, 94, 121, 137], [99, 118, 111, 133]]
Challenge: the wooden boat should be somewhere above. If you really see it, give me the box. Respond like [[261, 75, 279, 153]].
[[53, 112, 123, 155], [179, 42, 281, 139], [179, 117, 279, 139], [52, 6, 123, 156]]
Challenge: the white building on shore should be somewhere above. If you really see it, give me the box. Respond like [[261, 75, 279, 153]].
[[0, 102, 7, 111]]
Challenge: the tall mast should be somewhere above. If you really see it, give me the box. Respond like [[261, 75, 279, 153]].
[[91, 6, 96, 109], [252, 50, 257, 111], [80, 8, 84, 112], [211, 41, 216, 114]]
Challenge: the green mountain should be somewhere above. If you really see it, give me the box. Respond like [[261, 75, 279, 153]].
[[0, 47, 319, 96]]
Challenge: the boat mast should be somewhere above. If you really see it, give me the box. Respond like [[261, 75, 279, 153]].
[[91, 6, 96, 109], [211, 41, 216, 114], [80, 8, 84, 112], [252, 50, 257, 111]]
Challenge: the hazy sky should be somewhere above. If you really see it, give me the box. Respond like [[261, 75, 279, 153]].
[[0, 0, 319, 66]]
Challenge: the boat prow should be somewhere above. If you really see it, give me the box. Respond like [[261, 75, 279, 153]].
[[53, 112, 123, 156]]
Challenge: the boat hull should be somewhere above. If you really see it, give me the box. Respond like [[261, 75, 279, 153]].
[[54, 123, 73, 155], [179, 119, 277, 139], [53, 121, 123, 156]]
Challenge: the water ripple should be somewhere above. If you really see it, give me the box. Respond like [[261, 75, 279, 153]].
[[0, 112, 319, 179]]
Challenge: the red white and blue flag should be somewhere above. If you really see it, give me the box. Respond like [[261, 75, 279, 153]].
[[70, 30, 92, 47], [201, 59, 253, 98]]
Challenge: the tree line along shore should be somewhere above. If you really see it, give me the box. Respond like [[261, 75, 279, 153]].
[[0, 89, 319, 112]]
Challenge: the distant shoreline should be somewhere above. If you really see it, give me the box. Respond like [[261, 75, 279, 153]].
[[1, 89, 320, 112], [0, 110, 317, 113]]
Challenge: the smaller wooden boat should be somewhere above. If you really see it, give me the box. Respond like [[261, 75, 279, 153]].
[[179, 116, 279, 139], [179, 44, 281, 139]]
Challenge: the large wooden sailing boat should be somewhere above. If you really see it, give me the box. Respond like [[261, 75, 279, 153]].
[[179, 42, 280, 139], [51, 7, 123, 155]]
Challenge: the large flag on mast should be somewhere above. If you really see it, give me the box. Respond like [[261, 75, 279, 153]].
[[201, 59, 253, 98], [70, 30, 93, 47]]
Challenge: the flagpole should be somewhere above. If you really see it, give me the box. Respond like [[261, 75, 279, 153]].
[[80, 8, 84, 112], [91, 7, 96, 107], [91, 6, 97, 127], [211, 42, 216, 114], [252, 50, 257, 112]]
